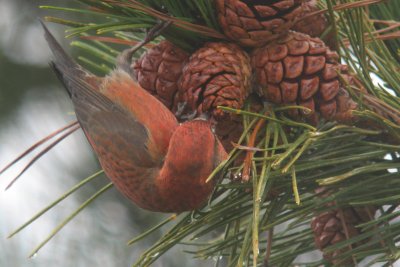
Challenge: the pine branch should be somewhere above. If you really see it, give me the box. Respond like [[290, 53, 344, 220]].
[[2, 0, 399, 266]]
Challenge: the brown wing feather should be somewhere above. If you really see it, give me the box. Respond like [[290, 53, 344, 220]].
[[85, 111, 155, 168], [43, 21, 157, 167]]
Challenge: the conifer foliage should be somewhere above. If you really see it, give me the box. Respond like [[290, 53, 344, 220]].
[[2, 0, 400, 266]]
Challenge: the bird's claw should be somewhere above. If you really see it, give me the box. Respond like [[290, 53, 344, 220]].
[[175, 102, 187, 118], [117, 20, 173, 75], [181, 110, 198, 121], [194, 113, 210, 121], [144, 20, 173, 44], [175, 102, 198, 121]]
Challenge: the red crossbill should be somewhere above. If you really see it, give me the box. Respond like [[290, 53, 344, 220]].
[[42, 22, 227, 212]]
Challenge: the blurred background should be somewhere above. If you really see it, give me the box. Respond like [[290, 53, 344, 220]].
[[0, 0, 204, 266]]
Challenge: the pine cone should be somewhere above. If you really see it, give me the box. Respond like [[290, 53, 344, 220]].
[[132, 41, 189, 110], [292, 0, 335, 49], [178, 42, 252, 121], [311, 206, 376, 265], [216, 0, 304, 47], [311, 187, 377, 265], [252, 31, 358, 123]]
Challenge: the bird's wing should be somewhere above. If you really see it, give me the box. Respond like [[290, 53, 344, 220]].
[[53, 60, 158, 167], [42, 21, 156, 167], [84, 110, 157, 168]]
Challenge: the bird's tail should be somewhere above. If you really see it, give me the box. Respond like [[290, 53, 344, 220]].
[[40, 20, 89, 97]]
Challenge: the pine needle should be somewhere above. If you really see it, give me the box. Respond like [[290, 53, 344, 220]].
[[28, 183, 113, 258], [8, 170, 104, 238], [5, 125, 80, 190], [0, 121, 78, 176]]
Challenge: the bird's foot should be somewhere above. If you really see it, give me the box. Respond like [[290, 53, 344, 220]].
[[117, 20, 173, 75], [175, 102, 198, 122]]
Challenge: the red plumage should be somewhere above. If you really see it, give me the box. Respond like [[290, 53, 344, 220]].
[[42, 22, 227, 212]]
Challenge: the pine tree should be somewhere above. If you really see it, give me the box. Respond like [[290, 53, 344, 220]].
[[2, 0, 400, 266]]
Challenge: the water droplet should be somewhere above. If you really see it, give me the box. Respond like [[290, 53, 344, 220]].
[[30, 253, 38, 259], [302, 108, 311, 115], [150, 252, 160, 258]]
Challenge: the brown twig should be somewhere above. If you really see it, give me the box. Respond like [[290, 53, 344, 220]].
[[242, 118, 266, 182], [295, 0, 386, 25], [80, 36, 156, 47], [263, 228, 274, 267], [343, 30, 400, 45], [231, 143, 266, 153]]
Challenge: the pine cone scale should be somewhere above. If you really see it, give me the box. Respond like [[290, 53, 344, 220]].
[[287, 38, 310, 55], [281, 81, 298, 102], [268, 44, 288, 60], [305, 55, 326, 75], [133, 41, 189, 109], [300, 77, 319, 100], [266, 62, 284, 84], [319, 100, 337, 118], [283, 56, 304, 78], [322, 63, 339, 80], [320, 80, 340, 101], [254, 5, 277, 17], [217, 0, 305, 47], [317, 231, 335, 248]]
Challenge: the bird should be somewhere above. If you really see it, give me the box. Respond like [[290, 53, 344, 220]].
[[41, 21, 227, 212]]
